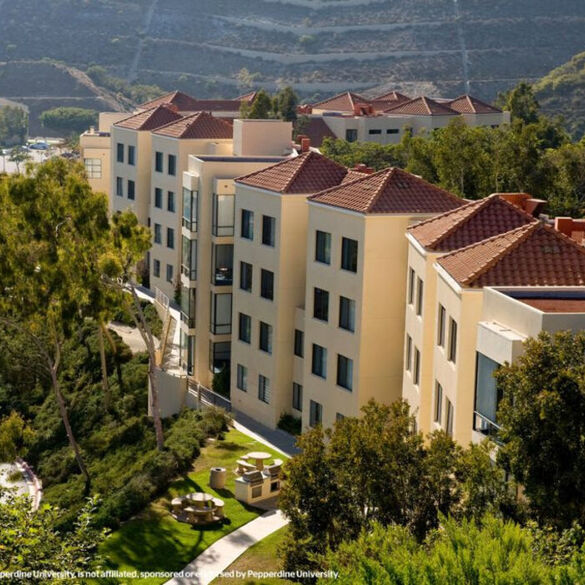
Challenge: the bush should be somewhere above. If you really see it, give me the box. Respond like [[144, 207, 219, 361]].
[[277, 413, 301, 436]]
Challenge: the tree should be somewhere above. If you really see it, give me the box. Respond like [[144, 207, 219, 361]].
[[244, 89, 274, 119], [0, 412, 34, 462], [8, 146, 31, 173], [0, 106, 28, 147], [274, 86, 298, 122], [497, 331, 585, 529], [496, 81, 541, 124], [39, 107, 98, 135]]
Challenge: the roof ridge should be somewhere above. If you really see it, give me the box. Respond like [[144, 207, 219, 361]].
[[308, 166, 385, 201], [153, 111, 199, 132], [284, 151, 313, 191], [367, 168, 396, 211]]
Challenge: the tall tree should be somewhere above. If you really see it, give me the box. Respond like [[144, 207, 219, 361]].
[[274, 86, 299, 122], [0, 106, 28, 147]]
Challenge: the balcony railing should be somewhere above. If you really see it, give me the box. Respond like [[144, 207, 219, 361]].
[[473, 411, 502, 444], [213, 267, 232, 286]]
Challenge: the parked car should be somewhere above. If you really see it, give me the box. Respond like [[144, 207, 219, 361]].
[[28, 142, 50, 150]]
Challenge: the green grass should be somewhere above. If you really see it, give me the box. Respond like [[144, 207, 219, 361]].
[[98, 428, 286, 585]]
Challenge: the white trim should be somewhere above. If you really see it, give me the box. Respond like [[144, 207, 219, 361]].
[[434, 263, 463, 295], [406, 232, 428, 257]]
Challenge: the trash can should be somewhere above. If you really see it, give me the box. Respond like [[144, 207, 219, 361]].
[[209, 467, 227, 490]]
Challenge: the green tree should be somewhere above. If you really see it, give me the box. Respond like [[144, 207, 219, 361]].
[[8, 146, 32, 173], [496, 81, 541, 124], [0, 106, 28, 147], [39, 107, 98, 135], [244, 89, 274, 119], [0, 411, 34, 462], [274, 86, 298, 122]]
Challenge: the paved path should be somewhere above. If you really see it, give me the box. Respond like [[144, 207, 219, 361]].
[[164, 510, 288, 585], [232, 411, 300, 457]]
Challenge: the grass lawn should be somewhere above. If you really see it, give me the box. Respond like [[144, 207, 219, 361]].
[[98, 427, 287, 585], [211, 526, 295, 585]]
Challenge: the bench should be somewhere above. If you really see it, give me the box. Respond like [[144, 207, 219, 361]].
[[236, 460, 257, 474]]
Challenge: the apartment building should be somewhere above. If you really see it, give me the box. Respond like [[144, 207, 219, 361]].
[[230, 151, 356, 428]]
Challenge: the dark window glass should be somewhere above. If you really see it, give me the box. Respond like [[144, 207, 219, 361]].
[[127, 180, 135, 200], [154, 223, 162, 244], [337, 354, 353, 391], [416, 277, 424, 316], [259, 322, 273, 354], [167, 191, 175, 212], [238, 313, 251, 343], [236, 364, 248, 392], [258, 375, 270, 403], [315, 231, 331, 264], [292, 383, 303, 411], [262, 215, 275, 247], [240, 262, 253, 292], [210, 293, 232, 335], [294, 329, 304, 358], [209, 341, 230, 374], [408, 268, 415, 304], [341, 237, 358, 272], [434, 382, 443, 423], [448, 318, 458, 363], [128, 145, 135, 165], [212, 244, 233, 286], [313, 288, 329, 321], [154, 188, 163, 208], [339, 296, 355, 332], [116, 142, 124, 163], [116, 176, 123, 197], [168, 154, 176, 176], [241, 209, 254, 240], [260, 269, 274, 300], [309, 400, 322, 426], [153, 259, 160, 277], [155, 151, 163, 172], [345, 129, 357, 142], [437, 304, 446, 346], [167, 227, 174, 249], [311, 344, 327, 378], [368, 129, 382, 135]]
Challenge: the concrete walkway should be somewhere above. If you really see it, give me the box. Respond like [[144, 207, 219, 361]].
[[232, 411, 300, 457], [164, 510, 288, 585]]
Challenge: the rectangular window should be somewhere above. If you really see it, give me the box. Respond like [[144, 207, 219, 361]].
[[259, 321, 273, 354], [182, 188, 198, 231], [128, 145, 135, 166], [116, 142, 124, 163], [238, 313, 251, 344], [212, 244, 233, 286], [313, 288, 329, 321], [241, 209, 254, 240], [312, 344, 327, 379], [446, 398, 454, 437], [474, 352, 503, 436], [210, 292, 232, 335], [127, 179, 135, 200], [434, 382, 443, 423], [292, 383, 303, 411], [406, 335, 412, 372], [84, 158, 101, 178], [416, 277, 423, 316], [167, 191, 175, 212], [258, 375, 270, 404], [180, 332, 194, 375], [212, 193, 235, 236], [153, 259, 160, 278], [337, 354, 353, 391], [339, 296, 355, 332], [181, 237, 197, 280], [345, 129, 357, 143], [260, 269, 274, 300], [167, 227, 175, 249], [116, 176, 123, 197], [262, 215, 276, 247], [209, 341, 230, 374], [180, 286, 196, 328], [294, 329, 304, 358], [309, 400, 322, 426], [368, 129, 382, 135], [341, 237, 358, 272], [315, 230, 331, 264], [236, 364, 248, 392], [154, 188, 163, 208], [437, 304, 446, 347], [240, 261, 253, 292], [448, 318, 458, 363], [154, 223, 162, 244], [168, 154, 176, 176], [413, 347, 421, 386], [386, 128, 400, 134], [336, 413, 345, 422], [408, 268, 415, 304], [155, 151, 163, 172], [166, 263, 173, 283]]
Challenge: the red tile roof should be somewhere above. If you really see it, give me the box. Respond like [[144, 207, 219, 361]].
[[234, 91, 258, 103], [437, 222, 585, 288], [373, 90, 410, 103], [309, 167, 464, 214], [139, 91, 201, 111], [153, 111, 233, 139], [408, 195, 537, 251], [384, 96, 458, 116], [114, 105, 183, 131], [295, 117, 336, 147], [447, 95, 502, 114], [236, 151, 349, 194], [311, 91, 370, 112]]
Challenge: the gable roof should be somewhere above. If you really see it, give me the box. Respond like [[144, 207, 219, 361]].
[[309, 167, 464, 214], [437, 222, 585, 288], [408, 195, 537, 251], [153, 111, 233, 139], [236, 151, 349, 194], [384, 96, 459, 116], [139, 91, 201, 111], [447, 95, 502, 114], [114, 105, 183, 131], [234, 91, 258, 103], [311, 91, 370, 112], [373, 90, 410, 103]]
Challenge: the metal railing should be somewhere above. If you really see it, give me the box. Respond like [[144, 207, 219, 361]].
[[473, 411, 502, 444], [191, 381, 232, 412]]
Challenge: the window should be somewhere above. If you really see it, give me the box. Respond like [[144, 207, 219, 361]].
[[313, 288, 329, 321], [294, 329, 304, 358], [236, 364, 248, 392], [240, 262, 253, 292], [405, 335, 412, 371], [336, 413, 345, 422], [386, 128, 400, 134], [345, 129, 357, 142], [259, 321, 273, 354], [448, 318, 458, 363], [339, 296, 355, 332], [312, 344, 327, 379], [434, 382, 443, 423], [445, 398, 454, 437], [212, 244, 233, 286], [309, 400, 322, 426], [209, 341, 230, 374], [127, 180, 135, 200], [116, 177, 123, 197], [341, 237, 358, 272], [167, 227, 175, 249], [153, 259, 160, 278], [154, 223, 162, 244], [116, 142, 124, 163], [368, 129, 382, 135], [408, 268, 415, 304], [212, 193, 235, 236], [181, 332, 194, 375], [337, 354, 353, 391], [181, 237, 197, 280], [416, 277, 423, 316], [155, 151, 163, 172], [315, 231, 331, 264], [168, 154, 176, 176], [210, 293, 232, 335], [182, 188, 197, 231], [262, 215, 275, 247], [258, 375, 270, 403], [84, 158, 101, 178], [241, 209, 254, 240], [180, 286, 196, 328], [437, 304, 446, 347], [292, 383, 303, 411], [474, 352, 503, 437], [238, 313, 251, 343], [128, 145, 135, 166], [154, 188, 163, 208], [166, 263, 173, 283], [413, 348, 421, 386], [260, 269, 274, 300], [167, 191, 175, 212]]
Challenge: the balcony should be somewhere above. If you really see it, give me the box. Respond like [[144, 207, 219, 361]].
[[212, 243, 233, 286], [473, 411, 502, 445]]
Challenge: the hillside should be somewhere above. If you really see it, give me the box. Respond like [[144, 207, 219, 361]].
[[1, 0, 585, 124]]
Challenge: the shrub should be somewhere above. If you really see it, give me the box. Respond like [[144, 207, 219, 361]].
[[277, 413, 301, 436]]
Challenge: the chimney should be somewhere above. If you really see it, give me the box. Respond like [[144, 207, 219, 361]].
[[353, 103, 362, 116], [353, 163, 374, 174], [301, 137, 311, 153], [493, 192, 547, 217], [555, 217, 575, 237]]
